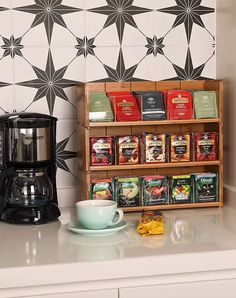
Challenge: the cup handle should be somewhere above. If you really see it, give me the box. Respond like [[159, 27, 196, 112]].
[[109, 208, 124, 226]]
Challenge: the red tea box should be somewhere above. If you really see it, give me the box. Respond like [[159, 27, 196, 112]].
[[170, 134, 191, 162], [111, 95, 141, 121], [166, 90, 193, 120], [117, 136, 139, 165], [107, 92, 132, 97], [142, 133, 166, 163], [194, 132, 217, 161], [90, 137, 114, 166]]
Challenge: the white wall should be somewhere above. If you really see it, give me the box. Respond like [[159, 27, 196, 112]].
[[217, 0, 236, 206]]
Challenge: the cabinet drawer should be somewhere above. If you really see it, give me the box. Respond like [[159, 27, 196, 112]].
[[120, 279, 236, 298], [22, 289, 118, 298]]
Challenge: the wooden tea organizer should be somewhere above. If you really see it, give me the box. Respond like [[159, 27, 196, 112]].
[[76, 80, 223, 212]]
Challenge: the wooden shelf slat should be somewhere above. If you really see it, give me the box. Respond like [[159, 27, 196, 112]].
[[90, 161, 220, 171], [122, 202, 220, 212], [88, 118, 220, 128]]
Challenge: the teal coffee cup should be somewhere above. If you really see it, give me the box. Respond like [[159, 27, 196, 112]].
[[76, 200, 124, 230]]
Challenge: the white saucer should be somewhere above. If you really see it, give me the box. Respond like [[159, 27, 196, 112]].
[[67, 220, 127, 236]]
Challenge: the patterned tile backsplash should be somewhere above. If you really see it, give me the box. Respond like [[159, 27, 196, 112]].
[[0, 0, 216, 207]]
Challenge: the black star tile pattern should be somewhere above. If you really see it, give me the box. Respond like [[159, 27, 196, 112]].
[[0, 82, 11, 87], [88, 0, 152, 43], [14, 0, 82, 44], [0, 7, 8, 11], [96, 48, 144, 82], [167, 47, 214, 81], [16, 50, 77, 115], [158, 0, 215, 43], [0, 1, 216, 179], [75, 36, 96, 58], [146, 36, 165, 57], [1, 36, 24, 58], [56, 136, 78, 177]]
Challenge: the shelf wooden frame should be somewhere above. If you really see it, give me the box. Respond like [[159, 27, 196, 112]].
[[88, 118, 220, 128], [76, 80, 224, 212], [90, 161, 220, 172]]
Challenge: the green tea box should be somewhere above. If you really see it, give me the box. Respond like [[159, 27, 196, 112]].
[[193, 173, 218, 203], [193, 91, 218, 119], [89, 93, 114, 122]]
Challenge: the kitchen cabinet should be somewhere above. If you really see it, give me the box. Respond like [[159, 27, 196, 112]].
[[76, 80, 223, 211], [119, 279, 236, 298], [21, 289, 118, 298]]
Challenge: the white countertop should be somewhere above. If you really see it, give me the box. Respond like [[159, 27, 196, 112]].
[[1, 205, 236, 292]]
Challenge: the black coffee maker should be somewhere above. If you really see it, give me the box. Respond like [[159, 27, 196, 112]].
[[0, 113, 61, 224]]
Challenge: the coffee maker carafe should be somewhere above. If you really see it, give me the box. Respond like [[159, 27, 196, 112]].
[[0, 113, 61, 224]]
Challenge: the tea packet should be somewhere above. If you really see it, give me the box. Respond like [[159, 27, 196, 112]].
[[137, 210, 165, 236], [133, 91, 166, 120], [89, 93, 114, 122], [170, 134, 191, 162], [142, 176, 168, 205], [170, 175, 192, 204], [193, 173, 218, 203], [90, 178, 114, 200], [142, 133, 166, 163], [115, 177, 140, 207]]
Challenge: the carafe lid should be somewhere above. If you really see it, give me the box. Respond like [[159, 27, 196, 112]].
[[0, 113, 57, 128]]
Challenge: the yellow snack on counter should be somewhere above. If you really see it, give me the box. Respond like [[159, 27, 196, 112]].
[[137, 210, 165, 236]]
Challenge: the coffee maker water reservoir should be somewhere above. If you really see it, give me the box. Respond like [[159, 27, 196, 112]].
[[0, 113, 61, 224]]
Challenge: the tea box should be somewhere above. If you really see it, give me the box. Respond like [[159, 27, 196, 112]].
[[170, 175, 192, 204], [90, 178, 113, 200], [90, 137, 114, 166], [193, 91, 218, 119], [194, 132, 217, 161], [142, 133, 166, 163], [142, 175, 168, 206], [170, 134, 191, 162], [115, 177, 140, 207], [166, 90, 193, 120], [193, 173, 218, 203], [133, 91, 166, 120], [111, 95, 141, 121], [117, 136, 139, 165], [89, 93, 114, 122]]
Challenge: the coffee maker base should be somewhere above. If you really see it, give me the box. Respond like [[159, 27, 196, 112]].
[[0, 204, 61, 225]]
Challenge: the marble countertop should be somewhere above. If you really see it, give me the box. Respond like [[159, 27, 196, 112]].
[[1, 205, 236, 290]]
